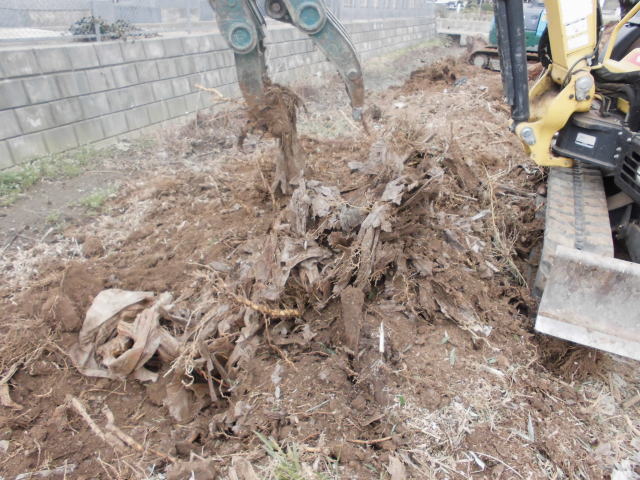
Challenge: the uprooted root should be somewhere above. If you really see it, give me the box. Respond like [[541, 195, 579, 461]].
[[241, 83, 306, 195]]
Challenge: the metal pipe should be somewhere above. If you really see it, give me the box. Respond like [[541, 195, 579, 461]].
[[506, 0, 529, 123], [493, 0, 530, 124]]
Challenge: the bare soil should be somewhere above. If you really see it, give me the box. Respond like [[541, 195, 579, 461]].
[[0, 45, 639, 480]]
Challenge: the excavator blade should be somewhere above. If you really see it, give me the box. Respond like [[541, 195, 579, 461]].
[[537, 245, 640, 361]]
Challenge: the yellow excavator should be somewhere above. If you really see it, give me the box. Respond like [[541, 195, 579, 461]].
[[495, 0, 640, 360]]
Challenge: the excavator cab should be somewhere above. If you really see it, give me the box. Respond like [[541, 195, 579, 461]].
[[494, 0, 640, 360]]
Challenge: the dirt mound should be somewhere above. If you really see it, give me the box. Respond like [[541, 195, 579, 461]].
[[402, 56, 471, 91], [0, 50, 638, 479]]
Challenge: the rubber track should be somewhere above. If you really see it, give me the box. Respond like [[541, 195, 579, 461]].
[[533, 165, 614, 296]]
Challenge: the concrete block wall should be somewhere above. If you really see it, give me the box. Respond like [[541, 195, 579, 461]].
[[0, 17, 435, 170], [436, 17, 492, 40]]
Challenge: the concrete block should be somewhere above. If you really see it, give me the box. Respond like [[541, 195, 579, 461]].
[[211, 35, 229, 51], [109, 88, 136, 112], [302, 39, 314, 52], [176, 56, 196, 76], [309, 50, 325, 63], [151, 79, 175, 101], [156, 58, 179, 79], [268, 43, 285, 59], [0, 141, 13, 170], [34, 47, 71, 74], [135, 61, 160, 83], [111, 64, 139, 88], [0, 79, 29, 109], [124, 106, 150, 131], [267, 28, 290, 43], [163, 38, 184, 57], [7, 132, 48, 165], [293, 40, 308, 55], [142, 39, 165, 59], [217, 83, 241, 99], [119, 128, 143, 141], [85, 68, 117, 92], [43, 125, 78, 153], [132, 84, 155, 106], [50, 98, 84, 125], [0, 49, 39, 78], [289, 28, 305, 41], [198, 35, 214, 53], [197, 90, 217, 109], [56, 71, 90, 98], [23, 75, 62, 104], [192, 53, 211, 73], [146, 101, 170, 124], [269, 58, 286, 73], [67, 44, 100, 70], [101, 111, 129, 138], [211, 50, 234, 69], [75, 118, 105, 145], [182, 36, 201, 54], [94, 42, 125, 66], [165, 96, 187, 118], [183, 92, 202, 113], [219, 66, 237, 85], [203, 70, 222, 87], [0, 110, 22, 140], [121, 40, 146, 62], [15, 104, 56, 134], [81, 92, 111, 119], [172, 77, 192, 96]]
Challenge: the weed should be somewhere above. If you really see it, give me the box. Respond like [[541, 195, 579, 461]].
[[0, 146, 103, 206], [45, 210, 62, 225], [78, 186, 117, 212], [256, 432, 305, 480], [255, 432, 338, 480], [485, 169, 527, 286]]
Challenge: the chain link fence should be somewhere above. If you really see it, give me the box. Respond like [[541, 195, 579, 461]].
[[0, 0, 434, 44]]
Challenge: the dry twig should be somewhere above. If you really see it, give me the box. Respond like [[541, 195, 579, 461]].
[[347, 435, 393, 445], [66, 395, 126, 451], [102, 405, 177, 463], [66, 395, 176, 463]]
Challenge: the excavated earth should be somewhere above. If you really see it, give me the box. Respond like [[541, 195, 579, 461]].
[[0, 46, 639, 480]]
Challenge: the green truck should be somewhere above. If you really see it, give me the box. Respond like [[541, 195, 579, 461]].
[[469, 0, 547, 70]]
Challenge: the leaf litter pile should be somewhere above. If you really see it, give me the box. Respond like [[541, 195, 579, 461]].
[[1, 52, 639, 479]]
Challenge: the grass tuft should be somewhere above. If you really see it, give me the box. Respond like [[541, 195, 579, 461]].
[[256, 432, 306, 480], [0, 146, 104, 206], [255, 432, 338, 480], [78, 186, 117, 213]]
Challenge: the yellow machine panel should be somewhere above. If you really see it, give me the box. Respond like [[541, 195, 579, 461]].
[[545, 0, 599, 83]]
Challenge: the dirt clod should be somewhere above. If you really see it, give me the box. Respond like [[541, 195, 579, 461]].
[[166, 459, 218, 480], [339, 287, 365, 354], [41, 293, 81, 332], [82, 235, 105, 258]]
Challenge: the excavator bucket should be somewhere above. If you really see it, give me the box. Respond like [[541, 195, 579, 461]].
[[537, 245, 640, 361]]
